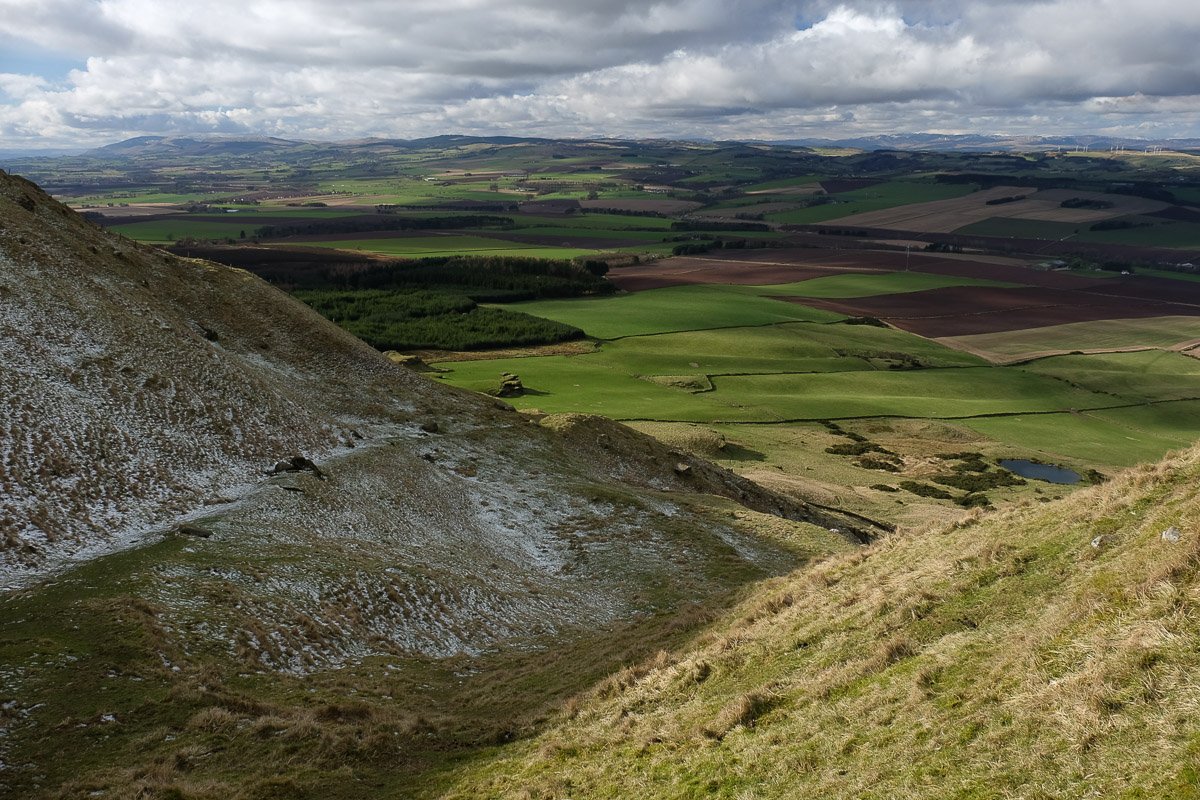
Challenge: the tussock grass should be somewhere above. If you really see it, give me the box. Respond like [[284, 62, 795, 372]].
[[433, 444, 1200, 798]]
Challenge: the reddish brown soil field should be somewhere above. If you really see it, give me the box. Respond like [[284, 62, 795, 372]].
[[1084, 276, 1200, 308], [794, 285, 1200, 337]]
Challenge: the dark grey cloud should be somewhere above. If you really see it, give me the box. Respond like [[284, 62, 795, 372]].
[[0, 0, 1198, 149]]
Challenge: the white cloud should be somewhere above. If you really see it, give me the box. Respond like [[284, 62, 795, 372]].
[[0, 0, 1198, 149]]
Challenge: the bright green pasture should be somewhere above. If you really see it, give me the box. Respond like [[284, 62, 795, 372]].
[[434, 357, 767, 421], [1016, 350, 1200, 402], [69, 191, 225, 204], [765, 181, 977, 225], [517, 214, 677, 230], [708, 367, 1116, 421], [295, 236, 598, 259], [962, 400, 1200, 467], [940, 317, 1200, 358], [757, 271, 1021, 298], [110, 219, 256, 242], [585, 322, 986, 376], [498, 286, 844, 339], [438, 359, 1120, 422]]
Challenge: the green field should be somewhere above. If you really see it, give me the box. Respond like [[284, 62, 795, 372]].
[[765, 181, 978, 225], [957, 216, 1200, 249], [761, 271, 1021, 298], [963, 400, 1200, 466], [440, 357, 1125, 422], [707, 367, 1116, 421], [1016, 350, 1200, 402], [582, 322, 987, 377], [1080, 219, 1200, 249], [295, 236, 599, 259], [938, 316, 1200, 358], [110, 219, 260, 242], [499, 286, 844, 339], [436, 356, 756, 420]]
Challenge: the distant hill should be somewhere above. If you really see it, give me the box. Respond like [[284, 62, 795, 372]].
[[766, 132, 1200, 152], [88, 134, 314, 157]]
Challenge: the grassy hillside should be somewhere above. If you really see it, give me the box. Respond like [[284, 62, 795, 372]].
[[0, 169, 870, 798], [431, 442, 1200, 798]]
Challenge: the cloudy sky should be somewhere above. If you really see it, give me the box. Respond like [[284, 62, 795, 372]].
[[1, 0, 1198, 150]]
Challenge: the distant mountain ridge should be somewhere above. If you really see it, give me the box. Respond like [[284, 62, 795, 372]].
[[77, 132, 1200, 158]]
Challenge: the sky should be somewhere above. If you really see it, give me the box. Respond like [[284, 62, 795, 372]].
[[1, 0, 1199, 151]]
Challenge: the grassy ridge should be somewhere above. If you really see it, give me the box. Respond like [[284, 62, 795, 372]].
[[429, 445, 1200, 799]]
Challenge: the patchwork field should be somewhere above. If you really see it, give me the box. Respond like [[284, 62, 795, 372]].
[[42, 136, 1200, 523]]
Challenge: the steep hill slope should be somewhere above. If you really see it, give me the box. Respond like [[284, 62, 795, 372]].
[[0, 171, 865, 797], [435, 443, 1200, 798]]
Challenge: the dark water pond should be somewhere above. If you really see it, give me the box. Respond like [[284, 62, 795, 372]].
[[999, 459, 1081, 485]]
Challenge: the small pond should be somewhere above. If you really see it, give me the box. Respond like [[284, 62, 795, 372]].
[[998, 459, 1081, 485]]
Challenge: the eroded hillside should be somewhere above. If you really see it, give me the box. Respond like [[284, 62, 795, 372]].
[[0, 170, 864, 797]]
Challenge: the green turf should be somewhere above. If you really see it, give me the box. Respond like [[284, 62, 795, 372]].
[[962, 400, 1200, 467], [707, 367, 1119, 421], [434, 357, 765, 421], [765, 182, 978, 225], [497, 286, 844, 339], [747, 271, 1022, 298], [293, 236, 599, 259], [110, 219, 259, 242], [1016, 350, 1200, 403], [438, 359, 1120, 423], [584, 322, 987, 377]]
